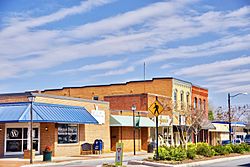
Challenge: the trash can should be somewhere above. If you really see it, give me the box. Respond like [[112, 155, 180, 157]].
[[93, 139, 103, 154], [147, 142, 155, 153]]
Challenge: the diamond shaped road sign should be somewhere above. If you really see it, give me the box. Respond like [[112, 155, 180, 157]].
[[148, 100, 164, 117]]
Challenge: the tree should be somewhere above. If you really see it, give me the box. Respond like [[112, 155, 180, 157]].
[[208, 110, 214, 121], [173, 102, 206, 150], [214, 104, 250, 123]]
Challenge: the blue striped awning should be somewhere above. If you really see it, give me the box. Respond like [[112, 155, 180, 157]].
[[0, 102, 98, 124]]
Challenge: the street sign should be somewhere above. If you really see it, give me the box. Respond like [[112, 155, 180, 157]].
[[148, 100, 164, 117], [115, 143, 124, 166]]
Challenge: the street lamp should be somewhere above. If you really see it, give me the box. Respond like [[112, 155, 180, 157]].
[[228, 92, 247, 143], [28, 95, 35, 164], [132, 105, 136, 155]]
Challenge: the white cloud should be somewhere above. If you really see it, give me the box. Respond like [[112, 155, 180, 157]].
[[141, 34, 250, 64], [55, 59, 126, 74], [0, 1, 249, 82], [0, 0, 113, 38], [94, 66, 135, 77], [175, 56, 250, 77]]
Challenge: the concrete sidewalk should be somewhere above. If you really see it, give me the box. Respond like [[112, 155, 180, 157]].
[[0, 151, 152, 167]]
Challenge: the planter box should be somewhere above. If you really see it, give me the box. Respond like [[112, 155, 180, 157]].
[[43, 151, 52, 161], [23, 149, 35, 159]]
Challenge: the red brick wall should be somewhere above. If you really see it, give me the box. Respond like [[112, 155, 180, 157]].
[[192, 85, 208, 119], [104, 94, 148, 116], [40, 123, 56, 156], [0, 124, 5, 157]]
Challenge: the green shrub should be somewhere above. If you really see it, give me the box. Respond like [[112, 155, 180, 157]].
[[230, 144, 245, 154], [158, 147, 170, 160], [196, 143, 214, 157], [187, 147, 196, 159], [170, 147, 187, 161], [240, 143, 250, 152], [212, 145, 232, 155], [155, 146, 187, 161], [187, 143, 197, 159]]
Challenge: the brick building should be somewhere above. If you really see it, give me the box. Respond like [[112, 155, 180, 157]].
[[104, 93, 171, 151], [191, 85, 210, 143], [41, 77, 209, 147], [0, 92, 110, 157]]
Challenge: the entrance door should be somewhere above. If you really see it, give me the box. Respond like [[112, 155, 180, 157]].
[[5, 127, 40, 155]]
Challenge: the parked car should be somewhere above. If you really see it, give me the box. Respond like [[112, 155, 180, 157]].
[[221, 140, 231, 145], [233, 138, 242, 144], [244, 135, 250, 144]]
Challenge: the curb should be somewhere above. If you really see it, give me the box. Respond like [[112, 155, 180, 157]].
[[128, 154, 250, 167]]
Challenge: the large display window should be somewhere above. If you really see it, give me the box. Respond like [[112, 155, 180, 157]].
[[58, 124, 78, 144], [5, 124, 40, 155]]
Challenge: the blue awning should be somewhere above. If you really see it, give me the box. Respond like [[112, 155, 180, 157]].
[[0, 102, 98, 124]]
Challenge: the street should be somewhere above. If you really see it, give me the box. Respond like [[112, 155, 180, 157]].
[[31, 154, 149, 167], [199, 157, 250, 167]]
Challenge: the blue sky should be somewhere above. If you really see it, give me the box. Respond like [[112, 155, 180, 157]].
[[0, 0, 249, 108]]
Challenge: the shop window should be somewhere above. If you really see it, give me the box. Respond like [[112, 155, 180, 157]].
[[58, 124, 78, 144], [6, 128, 39, 153]]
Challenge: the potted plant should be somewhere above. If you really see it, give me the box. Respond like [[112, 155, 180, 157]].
[[43, 146, 52, 161]]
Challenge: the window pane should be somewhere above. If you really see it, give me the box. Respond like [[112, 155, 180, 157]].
[[6, 140, 22, 152], [24, 128, 28, 139], [58, 124, 78, 144], [23, 140, 27, 151], [7, 128, 22, 139]]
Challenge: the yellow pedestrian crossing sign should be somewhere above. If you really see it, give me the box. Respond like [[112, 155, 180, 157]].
[[148, 100, 164, 117]]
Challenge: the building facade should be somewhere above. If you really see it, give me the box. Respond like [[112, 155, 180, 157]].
[[41, 77, 209, 147], [0, 93, 111, 157]]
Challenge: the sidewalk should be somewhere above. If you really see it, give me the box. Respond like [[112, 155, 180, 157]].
[[0, 151, 151, 167]]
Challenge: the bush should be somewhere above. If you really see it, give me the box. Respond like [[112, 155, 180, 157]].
[[196, 143, 214, 157], [240, 143, 250, 152], [212, 145, 232, 155], [231, 144, 246, 154], [170, 147, 187, 161], [187, 147, 196, 159], [158, 147, 170, 160], [156, 146, 187, 161], [187, 143, 196, 159]]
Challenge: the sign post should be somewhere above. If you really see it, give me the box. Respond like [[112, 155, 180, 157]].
[[115, 143, 124, 166], [148, 97, 164, 160]]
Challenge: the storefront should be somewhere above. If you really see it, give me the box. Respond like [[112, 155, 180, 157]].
[[4, 123, 40, 155], [110, 115, 155, 151], [0, 92, 111, 157]]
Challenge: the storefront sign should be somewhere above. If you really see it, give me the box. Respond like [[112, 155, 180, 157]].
[[91, 105, 105, 124], [115, 142, 124, 166], [10, 129, 19, 138]]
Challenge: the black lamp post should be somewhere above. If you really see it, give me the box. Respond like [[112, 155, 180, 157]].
[[228, 92, 247, 143], [132, 105, 136, 155], [28, 95, 35, 164]]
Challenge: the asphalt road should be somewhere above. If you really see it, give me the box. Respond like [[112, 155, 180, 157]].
[[199, 157, 250, 167], [36, 154, 150, 167]]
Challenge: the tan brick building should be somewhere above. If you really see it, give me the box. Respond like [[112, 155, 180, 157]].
[[0, 92, 110, 157], [41, 77, 201, 146]]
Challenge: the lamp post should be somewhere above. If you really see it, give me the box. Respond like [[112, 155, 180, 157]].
[[228, 92, 247, 143], [28, 95, 35, 164], [132, 105, 136, 155]]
